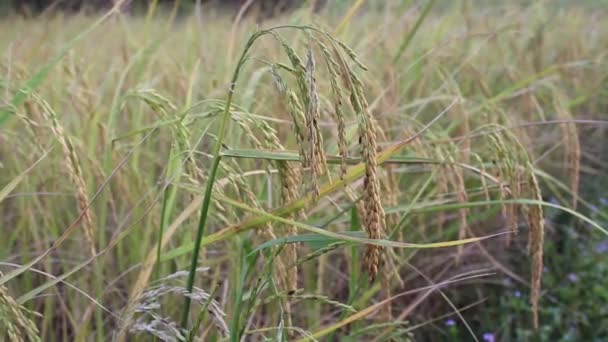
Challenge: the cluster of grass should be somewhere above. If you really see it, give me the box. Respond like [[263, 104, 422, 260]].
[[0, 1, 607, 340]]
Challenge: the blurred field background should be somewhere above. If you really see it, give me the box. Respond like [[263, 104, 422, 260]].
[[0, 0, 607, 341]]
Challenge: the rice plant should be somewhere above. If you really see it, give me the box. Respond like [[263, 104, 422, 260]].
[[0, 1, 607, 341]]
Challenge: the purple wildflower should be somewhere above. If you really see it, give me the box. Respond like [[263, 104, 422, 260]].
[[567, 273, 578, 283], [600, 197, 608, 206], [514, 290, 522, 298], [483, 332, 495, 342], [595, 240, 608, 254], [445, 319, 456, 327]]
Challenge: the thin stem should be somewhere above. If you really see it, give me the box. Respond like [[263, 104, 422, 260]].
[[180, 30, 265, 328]]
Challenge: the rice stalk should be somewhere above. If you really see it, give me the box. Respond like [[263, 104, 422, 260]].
[[33, 95, 97, 256], [294, 34, 388, 280], [318, 41, 347, 181], [0, 284, 40, 342], [270, 65, 308, 164], [129, 88, 205, 187], [483, 124, 546, 329], [349, 74, 385, 281], [19, 101, 45, 154], [220, 103, 302, 296], [278, 161, 301, 294], [304, 47, 327, 198], [526, 163, 544, 330], [487, 129, 520, 246]]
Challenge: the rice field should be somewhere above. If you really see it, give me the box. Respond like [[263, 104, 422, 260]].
[[0, 1, 607, 341]]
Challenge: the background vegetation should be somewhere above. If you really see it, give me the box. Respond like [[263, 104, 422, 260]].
[[0, 0, 607, 341]]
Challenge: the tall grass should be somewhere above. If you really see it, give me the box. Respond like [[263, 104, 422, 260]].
[[0, 1, 607, 340]]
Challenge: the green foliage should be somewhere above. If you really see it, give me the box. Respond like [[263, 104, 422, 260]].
[[446, 198, 608, 341], [0, 1, 606, 341]]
